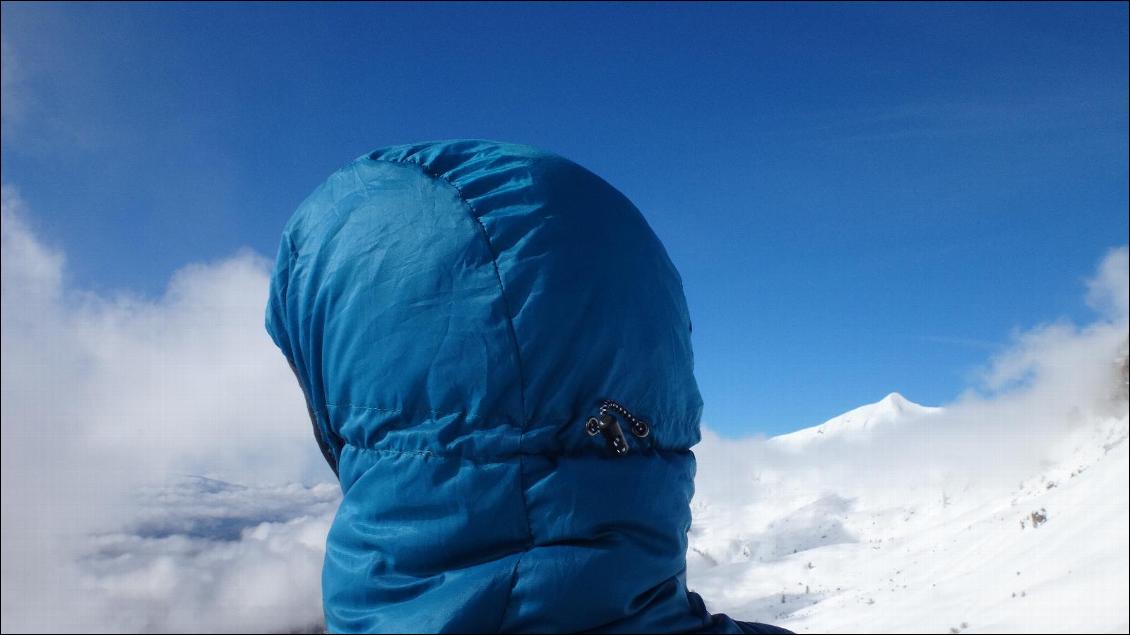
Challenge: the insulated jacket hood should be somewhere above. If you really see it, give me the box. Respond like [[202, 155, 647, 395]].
[[266, 140, 782, 634]]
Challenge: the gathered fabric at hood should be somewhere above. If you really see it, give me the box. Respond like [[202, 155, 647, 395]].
[[266, 140, 788, 634]]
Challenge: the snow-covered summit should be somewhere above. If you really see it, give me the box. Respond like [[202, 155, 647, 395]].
[[770, 392, 941, 447]]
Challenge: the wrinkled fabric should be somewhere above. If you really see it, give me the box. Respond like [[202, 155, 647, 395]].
[[266, 140, 788, 633]]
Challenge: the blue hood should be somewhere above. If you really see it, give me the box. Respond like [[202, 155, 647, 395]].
[[266, 140, 779, 633]]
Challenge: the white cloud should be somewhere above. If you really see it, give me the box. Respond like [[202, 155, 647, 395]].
[[78, 479, 337, 633], [1087, 245, 1129, 322], [1, 186, 334, 632]]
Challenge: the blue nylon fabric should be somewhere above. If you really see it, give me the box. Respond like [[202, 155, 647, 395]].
[[266, 140, 785, 633]]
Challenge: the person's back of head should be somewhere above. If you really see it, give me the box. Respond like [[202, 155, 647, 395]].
[[266, 140, 788, 634]]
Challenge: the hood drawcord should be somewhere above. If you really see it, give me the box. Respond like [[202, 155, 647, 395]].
[[585, 399, 650, 456]]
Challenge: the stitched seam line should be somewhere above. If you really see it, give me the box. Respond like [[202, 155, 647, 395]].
[[323, 402, 509, 424], [366, 157, 530, 423], [368, 155, 535, 631], [340, 441, 692, 466], [324, 402, 400, 413], [324, 402, 457, 416]]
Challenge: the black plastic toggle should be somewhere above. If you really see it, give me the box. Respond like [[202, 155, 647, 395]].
[[585, 412, 630, 456]]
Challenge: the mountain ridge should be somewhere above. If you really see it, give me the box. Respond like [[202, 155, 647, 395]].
[[770, 392, 942, 447]]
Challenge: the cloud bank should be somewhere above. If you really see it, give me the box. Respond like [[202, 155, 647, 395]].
[[1, 186, 334, 632], [693, 244, 1129, 530]]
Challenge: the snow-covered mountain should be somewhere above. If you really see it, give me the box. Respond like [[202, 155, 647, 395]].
[[688, 392, 1130, 633], [770, 392, 942, 448]]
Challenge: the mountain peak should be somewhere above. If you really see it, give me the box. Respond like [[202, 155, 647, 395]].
[[878, 392, 910, 413], [771, 392, 940, 447]]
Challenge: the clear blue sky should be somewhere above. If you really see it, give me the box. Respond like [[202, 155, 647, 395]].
[[2, 2, 1126, 436]]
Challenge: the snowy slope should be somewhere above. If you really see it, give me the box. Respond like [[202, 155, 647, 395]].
[[688, 396, 1130, 633]]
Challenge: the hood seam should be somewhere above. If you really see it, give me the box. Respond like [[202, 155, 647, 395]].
[[368, 155, 536, 631]]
